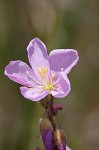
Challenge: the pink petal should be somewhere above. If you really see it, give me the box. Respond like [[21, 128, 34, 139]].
[[20, 86, 48, 101], [27, 38, 50, 80], [4, 60, 39, 87], [49, 49, 79, 74], [66, 146, 71, 150], [51, 73, 71, 98]]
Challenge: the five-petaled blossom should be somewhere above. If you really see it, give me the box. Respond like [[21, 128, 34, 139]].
[[4, 38, 79, 101]]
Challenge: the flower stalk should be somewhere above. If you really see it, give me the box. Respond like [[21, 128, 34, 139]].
[[46, 95, 58, 131], [40, 95, 66, 150]]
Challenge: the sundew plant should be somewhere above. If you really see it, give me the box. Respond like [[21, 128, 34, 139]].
[[4, 37, 79, 150]]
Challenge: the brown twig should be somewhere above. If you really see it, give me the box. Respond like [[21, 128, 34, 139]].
[[47, 95, 58, 131]]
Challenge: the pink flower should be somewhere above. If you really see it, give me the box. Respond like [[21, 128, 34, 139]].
[[4, 38, 79, 101]]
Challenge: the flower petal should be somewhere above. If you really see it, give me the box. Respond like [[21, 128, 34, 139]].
[[4, 60, 39, 87], [43, 130, 52, 150], [27, 38, 50, 79], [66, 146, 71, 150], [20, 86, 48, 101], [51, 73, 71, 98], [49, 49, 79, 74], [40, 118, 53, 150]]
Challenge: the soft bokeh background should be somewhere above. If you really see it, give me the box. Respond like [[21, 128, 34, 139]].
[[0, 0, 99, 150]]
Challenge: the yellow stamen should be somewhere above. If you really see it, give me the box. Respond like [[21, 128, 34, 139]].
[[50, 73, 55, 81], [38, 67, 48, 80], [49, 84, 53, 90], [43, 67, 48, 73], [38, 67, 44, 79], [45, 84, 53, 90]]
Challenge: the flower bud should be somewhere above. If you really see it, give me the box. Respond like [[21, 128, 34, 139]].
[[53, 104, 62, 115], [53, 129, 66, 150], [39, 117, 53, 150]]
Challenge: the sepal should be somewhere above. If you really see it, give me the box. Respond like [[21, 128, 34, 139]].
[[53, 129, 66, 150]]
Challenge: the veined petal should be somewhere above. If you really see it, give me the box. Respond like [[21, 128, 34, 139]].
[[27, 38, 50, 80], [20, 86, 48, 101], [42, 130, 52, 150], [49, 49, 79, 74], [4, 60, 39, 87], [51, 73, 71, 98]]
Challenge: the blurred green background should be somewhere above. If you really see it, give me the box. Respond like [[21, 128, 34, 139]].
[[0, 0, 99, 150]]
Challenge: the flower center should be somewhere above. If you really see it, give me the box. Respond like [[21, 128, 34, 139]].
[[38, 67, 55, 91], [44, 82, 53, 90]]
